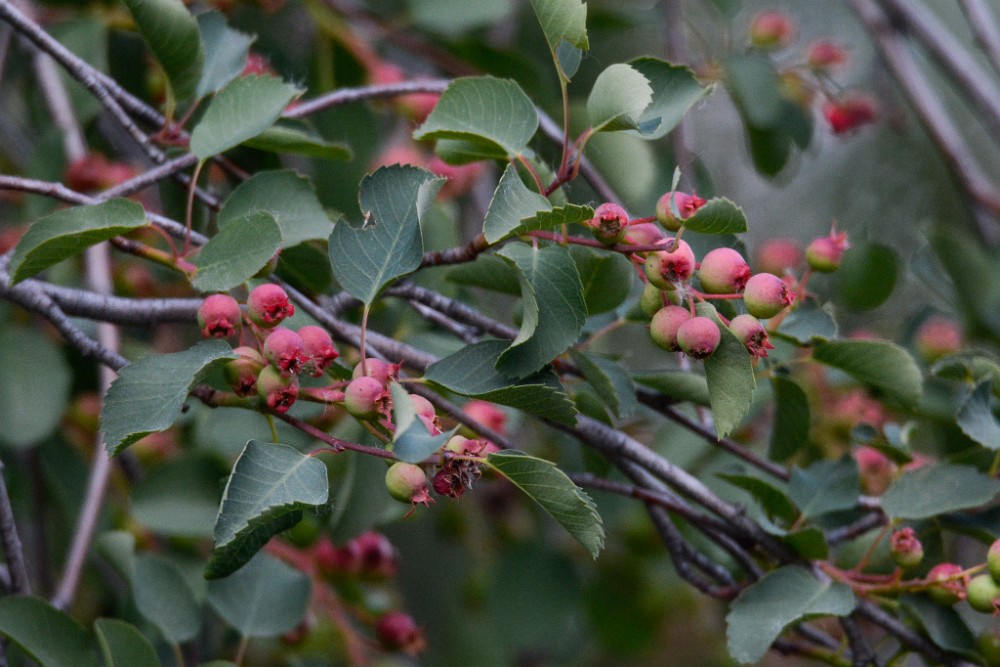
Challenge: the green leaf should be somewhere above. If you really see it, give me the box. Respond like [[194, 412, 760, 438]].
[[207, 552, 311, 637], [628, 57, 711, 140], [446, 254, 521, 294], [133, 455, 223, 538], [389, 383, 453, 464], [425, 340, 577, 424], [413, 77, 538, 158], [717, 473, 797, 524], [680, 198, 747, 235], [775, 298, 838, 345], [243, 125, 352, 161], [207, 440, 329, 579], [900, 595, 978, 658], [698, 303, 755, 437], [0, 596, 102, 667], [9, 199, 147, 284], [724, 54, 784, 128], [191, 210, 281, 292], [956, 380, 1000, 449], [570, 351, 636, 419], [101, 340, 238, 455], [94, 618, 160, 667], [487, 450, 603, 558], [190, 75, 301, 160], [633, 371, 710, 406], [784, 528, 828, 560], [788, 457, 859, 519], [812, 339, 923, 407], [482, 164, 552, 243], [769, 376, 810, 461], [527, 204, 594, 230], [587, 63, 653, 133], [195, 11, 253, 98], [496, 244, 586, 379], [0, 328, 71, 447], [219, 170, 334, 249], [133, 554, 201, 643], [726, 566, 855, 664], [527, 0, 588, 51], [125, 0, 204, 101], [834, 243, 898, 311], [882, 464, 1000, 520], [328, 165, 444, 305], [569, 245, 632, 315]]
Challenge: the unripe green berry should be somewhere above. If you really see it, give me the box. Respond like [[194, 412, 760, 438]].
[[978, 629, 1000, 666], [639, 282, 681, 319], [889, 527, 923, 570], [926, 563, 967, 606], [385, 462, 430, 505], [989, 539, 1000, 583], [805, 231, 849, 272], [967, 574, 1000, 613]]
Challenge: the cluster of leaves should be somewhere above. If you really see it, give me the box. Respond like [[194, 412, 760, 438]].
[[4, 0, 1000, 665]]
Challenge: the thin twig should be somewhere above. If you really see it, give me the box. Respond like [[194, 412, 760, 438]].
[[284, 79, 449, 119], [0, 462, 30, 595], [959, 0, 1000, 78]]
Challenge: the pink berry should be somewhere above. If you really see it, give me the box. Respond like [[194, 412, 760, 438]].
[[410, 394, 441, 435], [854, 445, 895, 495], [344, 376, 386, 420], [375, 611, 425, 655], [624, 222, 664, 248], [462, 400, 507, 435], [587, 202, 629, 245], [926, 563, 967, 606], [297, 325, 339, 377], [197, 294, 242, 339], [649, 305, 692, 351], [728, 314, 774, 362], [352, 358, 400, 386], [427, 156, 484, 199], [805, 230, 850, 272], [698, 247, 751, 294], [256, 365, 299, 414], [247, 283, 294, 328], [385, 462, 433, 507], [743, 273, 793, 319], [354, 531, 398, 578], [915, 316, 963, 361], [676, 316, 722, 359], [224, 346, 266, 396], [644, 239, 696, 289], [655, 191, 706, 232], [754, 238, 803, 276], [749, 11, 794, 49], [262, 327, 309, 376], [807, 41, 847, 70], [314, 536, 361, 577], [889, 527, 923, 569], [823, 93, 876, 134]]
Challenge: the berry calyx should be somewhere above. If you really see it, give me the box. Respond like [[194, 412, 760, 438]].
[[967, 574, 1000, 614], [263, 327, 309, 376], [889, 527, 923, 569], [676, 316, 722, 359], [257, 365, 299, 414], [743, 273, 793, 319], [644, 239, 696, 289], [806, 230, 850, 272], [728, 314, 774, 362], [247, 283, 294, 328], [344, 376, 387, 420], [297, 325, 339, 377], [375, 611, 425, 655], [588, 202, 629, 245], [655, 192, 706, 232], [198, 294, 242, 339], [748, 11, 794, 49], [698, 247, 751, 294], [385, 462, 433, 508], [926, 563, 967, 606], [649, 305, 692, 351], [224, 346, 266, 396]]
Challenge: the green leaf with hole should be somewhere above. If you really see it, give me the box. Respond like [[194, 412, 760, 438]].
[[0, 596, 102, 667], [219, 170, 334, 249], [244, 125, 352, 161], [207, 440, 329, 579], [496, 243, 586, 379], [487, 450, 603, 558], [101, 340, 238, 455], [195, 11, 253, 98], [207, 553, 311, 637], [190, 75, 301, 159], [94, 619, 160, 667], [726, 566, 855, 664], [413, 77, 539, 158], [698, 303, 755, 438], [425, 339, 576, 424], [882, 464, 1000, 519], [125, 0, 204, 101], [957, 380, 1000, 449], [0, 327, 72, 448], [328, 165, 444, 305], [770, 376, 810, 461], [587, 64, 654, 133], [192, 210, 280, 292], [788, 457, 859, 519], [628, 57, 711, 140], [681, 198, 747, 235], [812, 339, 923, 407], [133, 554, 201, 642], [9, 199, 147, 284]]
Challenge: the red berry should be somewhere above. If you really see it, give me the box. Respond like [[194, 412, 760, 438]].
[[754, 238, 803, 276], [676, 316, 722, 359], [698, 247, 751, 294], [743, 273, 793, 319], [644, 240, 696, 289], [807, 41, 847, 70], [649, 305, 692, 351], [242, 52, 276, 77], [822, 93, 876, 134], [315, 536, 361, 577], [427, 156, 484, 199], [263, 327, 309, 376], [806, 230, 850, 272], [375, 611, 425, 654], [728, 314, 774, 362], [749, 11, 794, 49], [344, 376, 386, 420], [354, 531, 398, 578], [198, 294, 242, 339], [926, 563, 967, 606], [655, 191, 706, 232], [256, 365, 299, 413], [889, 527, 923, 569], [224, 346, 266, 396], [247, 283, 294, 328], [297, 325, 339, 377], [853, 445, 896, 495], [588, 202, 630, 245]]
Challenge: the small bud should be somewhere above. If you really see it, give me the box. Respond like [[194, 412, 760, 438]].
[[263, 327, 309, 376], [587, 202, 629, 245], [649, 305, 692, 351], [344, 376, 387, 420], [806, 229, 850, 272], [247, 283, 294, 328], [257, 365, 299, 413], [743, 273, 793, 319], [198, 294, 242, 339], [644, 240, 696, 289], [224, 346, 266, 396], [297, 325, 339, 376], [676, 316, 722, 359], [926, 563, 967, 606], [889, 527, 924, 569], [749, 11, 794, 49], [655, 191, 706, 232], [375, 611, 426, 655], [698, 247, 751, 294]]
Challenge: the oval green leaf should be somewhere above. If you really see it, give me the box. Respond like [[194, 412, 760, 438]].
[[125, 0, 204, 101], [697, 303, 755, 438], [629, 57, 712, 140], [207, 552, 311, 637], [881, 464, 1000, 520], [192, 210, 281, 292], [195, 11, 253, 98], [0, 327, 72, 448], [133, 554, 202, 643], [219, 170, 334, 249], [681, 198, 747, 235], [94, 618, 160, 667], [0, 596, 102, 667], [587, 63, 653, 133], [812, 339, 923, 407]]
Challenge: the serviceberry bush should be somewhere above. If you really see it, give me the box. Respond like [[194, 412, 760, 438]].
[[3, 0, 1000, 666]]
